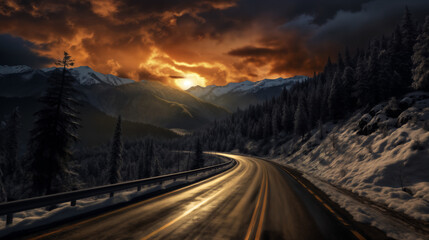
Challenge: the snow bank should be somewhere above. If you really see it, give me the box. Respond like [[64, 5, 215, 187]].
[[275, 92, 429, 223]]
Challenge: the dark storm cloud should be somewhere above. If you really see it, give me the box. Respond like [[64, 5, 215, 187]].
[[228, 46, 283, 57], [227, 0, 429, 76], [0, 0, 428, 86], [294, 0, 429, 52], [0, 34, 53, 67]]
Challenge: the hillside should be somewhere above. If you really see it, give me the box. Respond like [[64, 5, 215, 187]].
[[0, 97, 178, 148], [187, 76, 307, 111], [267, 92, 429, 222]]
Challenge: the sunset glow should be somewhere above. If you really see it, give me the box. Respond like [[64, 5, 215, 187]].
[[175, 73, 206, 90]]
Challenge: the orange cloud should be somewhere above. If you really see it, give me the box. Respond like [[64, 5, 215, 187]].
[[0, 0, 325, 89]]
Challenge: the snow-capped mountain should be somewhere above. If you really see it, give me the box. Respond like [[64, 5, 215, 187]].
[[0, 65, 33, 75], [42, 66, 134, 86], [0, 65, 134, 86], [187, 76, 308, 111], [0, 65, 228, 129]]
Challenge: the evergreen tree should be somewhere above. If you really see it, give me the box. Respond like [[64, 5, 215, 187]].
[[109, 116, 123, 184], [328, 72, 345, 120], [271, 105, 281, 137], [29, 52, 80, 195], [344, 47, 353, 67], [294, 96, 308, 138], [337, 53, 345, 73], [401, 7, 418, 85], [2, 108, 21, 201], [144, 139, 154, 177], [263, 113, 272, 138], [3, 107, 20, 180], [193, 138, 204, 169], [342, 66, 355, 109], [324, 57, 334, 80], [281, 104, 294, 133], [412, 16, 429, 91], [152, 157, 161, 176]]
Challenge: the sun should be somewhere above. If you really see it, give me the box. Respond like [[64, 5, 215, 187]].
[[175, 73, 206, 90]]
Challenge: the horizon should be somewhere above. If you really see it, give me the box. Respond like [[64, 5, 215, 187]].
[[0, 63, 308, 90]]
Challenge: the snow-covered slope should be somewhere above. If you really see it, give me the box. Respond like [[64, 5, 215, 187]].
[[187, 76, 307, 111], [272, 92, 429, 226], [42, 66, 134, 86]]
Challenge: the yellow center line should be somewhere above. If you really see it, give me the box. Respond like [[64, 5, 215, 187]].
[[140, 188, 225, 240], [244, 174, 265, 240], [255, 175, 268, 240]]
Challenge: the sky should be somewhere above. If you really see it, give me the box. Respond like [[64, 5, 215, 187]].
[[0, 0, 429, 89]]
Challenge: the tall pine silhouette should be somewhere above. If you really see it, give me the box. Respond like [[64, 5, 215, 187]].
[[29, 52, 80, 195], [109, 116, 123, 184]]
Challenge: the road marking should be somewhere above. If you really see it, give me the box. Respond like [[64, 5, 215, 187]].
[[280, 166, 367, 240], [29, 162, 238, 240], [255, 176, 268, 240], [244, 174, 265, 240], [140, 188, 225, 240]]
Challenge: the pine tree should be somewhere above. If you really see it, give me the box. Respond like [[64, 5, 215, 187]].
[[344, 47, 353, 67], [328, 72, 345, 120], [324, 57, 334, 81], [2, 108, 21, 201], [281, 104, 294, 133], [401, 7, 418, 85], [109, 116, 123, 184], [3, 107, 20, 180], [342, 66, 355, 109], [263, 113, 272, 138], [412, 16, 429, 91], [337, 53, 345, 73], [144, 140, 154, 177], [152, 157, 161, 176], [271, 105, 280, 137], [294, 96, 308, 138], [193, 138, 204, 169], [29, 52, 81, 195]]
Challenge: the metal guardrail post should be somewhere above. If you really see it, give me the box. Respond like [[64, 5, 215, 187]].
[[6, 213, 13, 225]]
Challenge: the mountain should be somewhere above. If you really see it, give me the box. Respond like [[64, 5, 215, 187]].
[[82, 81, 229, 129], [187, 76, 308, 111], [0, 65, 229, 130], [42, 66, 135, 86], [0, 97, 179, 147]]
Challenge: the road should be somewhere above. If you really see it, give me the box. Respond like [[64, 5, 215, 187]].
[[23, 153, 366, 240]]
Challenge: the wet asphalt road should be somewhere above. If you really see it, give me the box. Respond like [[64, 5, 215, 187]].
[[24, 153, 361, 240]]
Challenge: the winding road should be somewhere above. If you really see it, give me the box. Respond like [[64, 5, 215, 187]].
[[23, 153, 368, 240]]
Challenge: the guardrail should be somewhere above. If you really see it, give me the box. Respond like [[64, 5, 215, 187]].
[[0, 155, 235, 226]]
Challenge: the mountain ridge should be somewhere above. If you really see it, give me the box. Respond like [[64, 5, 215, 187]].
[[187, 76, 308, 111], [0, 65, 229, 130]]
